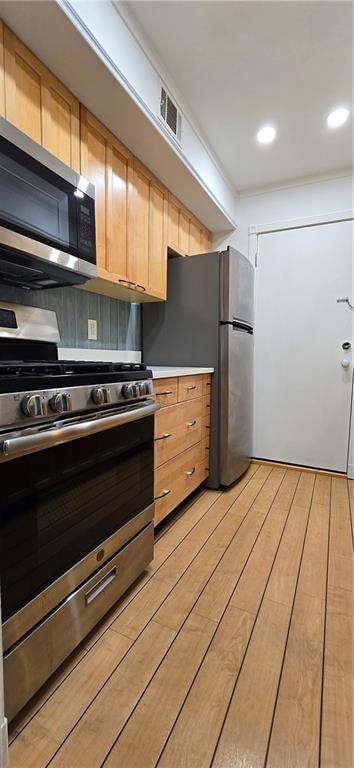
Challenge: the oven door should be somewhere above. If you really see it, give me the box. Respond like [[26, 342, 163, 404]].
[[0, 401, 157, 640], [0, 118, 96, 287]]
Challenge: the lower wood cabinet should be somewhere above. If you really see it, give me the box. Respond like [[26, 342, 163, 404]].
[[154, 373, 211, 526]]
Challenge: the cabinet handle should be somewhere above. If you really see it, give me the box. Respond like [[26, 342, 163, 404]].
[[118, 279, 136, 288], [206, 382, 211, 386], [187, 385, 197, 391], [186, 420, 197, 427], [136, 284, 146, 292], [156, 390, 173, 396], [155, 489, 171, 500], [185, 467, 196, 476], [206, 425, 210, 430], [155, 432, 171, 441]]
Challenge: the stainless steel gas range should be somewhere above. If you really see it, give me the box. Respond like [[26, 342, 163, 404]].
[[0, 302, 159, 722]]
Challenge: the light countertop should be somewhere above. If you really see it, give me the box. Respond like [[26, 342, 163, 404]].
[[147, 366, 214, 379]]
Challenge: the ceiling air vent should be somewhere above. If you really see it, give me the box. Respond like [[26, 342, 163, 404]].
[[160, 86, 182, 142]]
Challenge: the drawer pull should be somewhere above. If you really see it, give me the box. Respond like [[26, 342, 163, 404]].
[[185, 467, 196, 476], [85, 567, 117, 606], [156, 390, 173, 396], [186, 420, 197, 427], [155, 489, 171, 500], [136, 283, 146, 292], [155, 432, 172, 441], [187, 385, 197, 391]]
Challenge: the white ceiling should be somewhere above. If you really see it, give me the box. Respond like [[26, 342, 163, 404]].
[[122, 0, 353, 193]]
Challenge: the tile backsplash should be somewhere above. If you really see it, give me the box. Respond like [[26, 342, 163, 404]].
[[0, 285, 141, 351]]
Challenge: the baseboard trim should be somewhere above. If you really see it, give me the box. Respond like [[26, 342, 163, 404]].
[[348, 463, 354, 480], [252, 458, 347, 478], [0, 717, 8, 768]]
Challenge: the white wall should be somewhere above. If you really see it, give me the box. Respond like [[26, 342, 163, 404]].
[[213, 174, 353, 259]]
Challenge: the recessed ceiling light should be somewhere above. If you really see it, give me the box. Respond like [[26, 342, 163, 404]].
[[327, 107, 349, 128], [257, 125, 276, 145]]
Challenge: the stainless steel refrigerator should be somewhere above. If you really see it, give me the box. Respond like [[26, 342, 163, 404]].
[[142, 246, 254, 488]]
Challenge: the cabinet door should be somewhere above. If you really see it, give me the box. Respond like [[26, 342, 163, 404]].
[[167, 195, 180, 253], [148, 180, 167, 299], [129, 160, 149, 291], [201, 226, 211, 253], [3, 27, 79, 169], [189, 218, 201, 255], [106, 138, 130, 279], [80, 108, 108, 272], [0, 21, 4, 116], [179, 209, 190, 255]]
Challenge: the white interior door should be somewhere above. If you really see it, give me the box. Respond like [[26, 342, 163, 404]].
[[254, 220, 353, 472]]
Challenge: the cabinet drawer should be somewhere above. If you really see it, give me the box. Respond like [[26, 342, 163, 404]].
[[202, 374, 212, 397], [178, 375, 203, 402], [154, 378, 178, 407], [154, 443, 204, 525], [155, 399, 203, 468]]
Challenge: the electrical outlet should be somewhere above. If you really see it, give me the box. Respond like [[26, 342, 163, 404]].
[[88, 318, 97, 341]]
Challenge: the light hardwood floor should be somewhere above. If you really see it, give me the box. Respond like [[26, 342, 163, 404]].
[[8, 463, 354, 768]]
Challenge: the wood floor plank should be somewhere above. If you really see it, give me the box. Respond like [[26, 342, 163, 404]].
[[231, 470, 300, 615], [321, 586, 353, 768], [328, 476, 353, 592], [266, 474, 331, 768], [321, 474, 353, 768], [192, 469, 284, 622], [210, 475, 314, 768], [212, 598, 291, 768], [103, 611, 217, 768]]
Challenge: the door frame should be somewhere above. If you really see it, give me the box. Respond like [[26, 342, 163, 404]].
[[248, 208, 354, 478]]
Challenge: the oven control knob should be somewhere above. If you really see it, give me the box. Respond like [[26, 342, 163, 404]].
[[49, 393, 71, 413], [91, 386, 110, 405], [122, 384, 134, 399], [21, 394, 44, 417], [138, 382, 147, 396]]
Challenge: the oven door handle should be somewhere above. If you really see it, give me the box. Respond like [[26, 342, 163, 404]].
[[0, 401, 160, 462]]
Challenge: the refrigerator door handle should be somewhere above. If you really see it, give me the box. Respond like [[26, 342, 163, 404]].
[[220, 320, 253, 334]]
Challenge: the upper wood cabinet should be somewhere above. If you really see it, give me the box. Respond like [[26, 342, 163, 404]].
[[2, 26, 80, 170], [80, 107, 131, 280], [129, 159, 168, 300], [167, 193, 212, 257], [80, 111, 167, 301]]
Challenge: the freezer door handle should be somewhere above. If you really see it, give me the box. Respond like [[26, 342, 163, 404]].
[[220, 319, 253, 334]]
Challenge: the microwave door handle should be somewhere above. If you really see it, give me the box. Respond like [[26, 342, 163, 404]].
[[0, 400, 160, 462]]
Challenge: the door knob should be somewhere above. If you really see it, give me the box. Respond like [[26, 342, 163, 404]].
[[342, 341, 351, 350], [341, 358, 351, 369]]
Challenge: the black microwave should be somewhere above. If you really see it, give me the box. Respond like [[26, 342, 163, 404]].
[[0, 118, 96, 290]]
